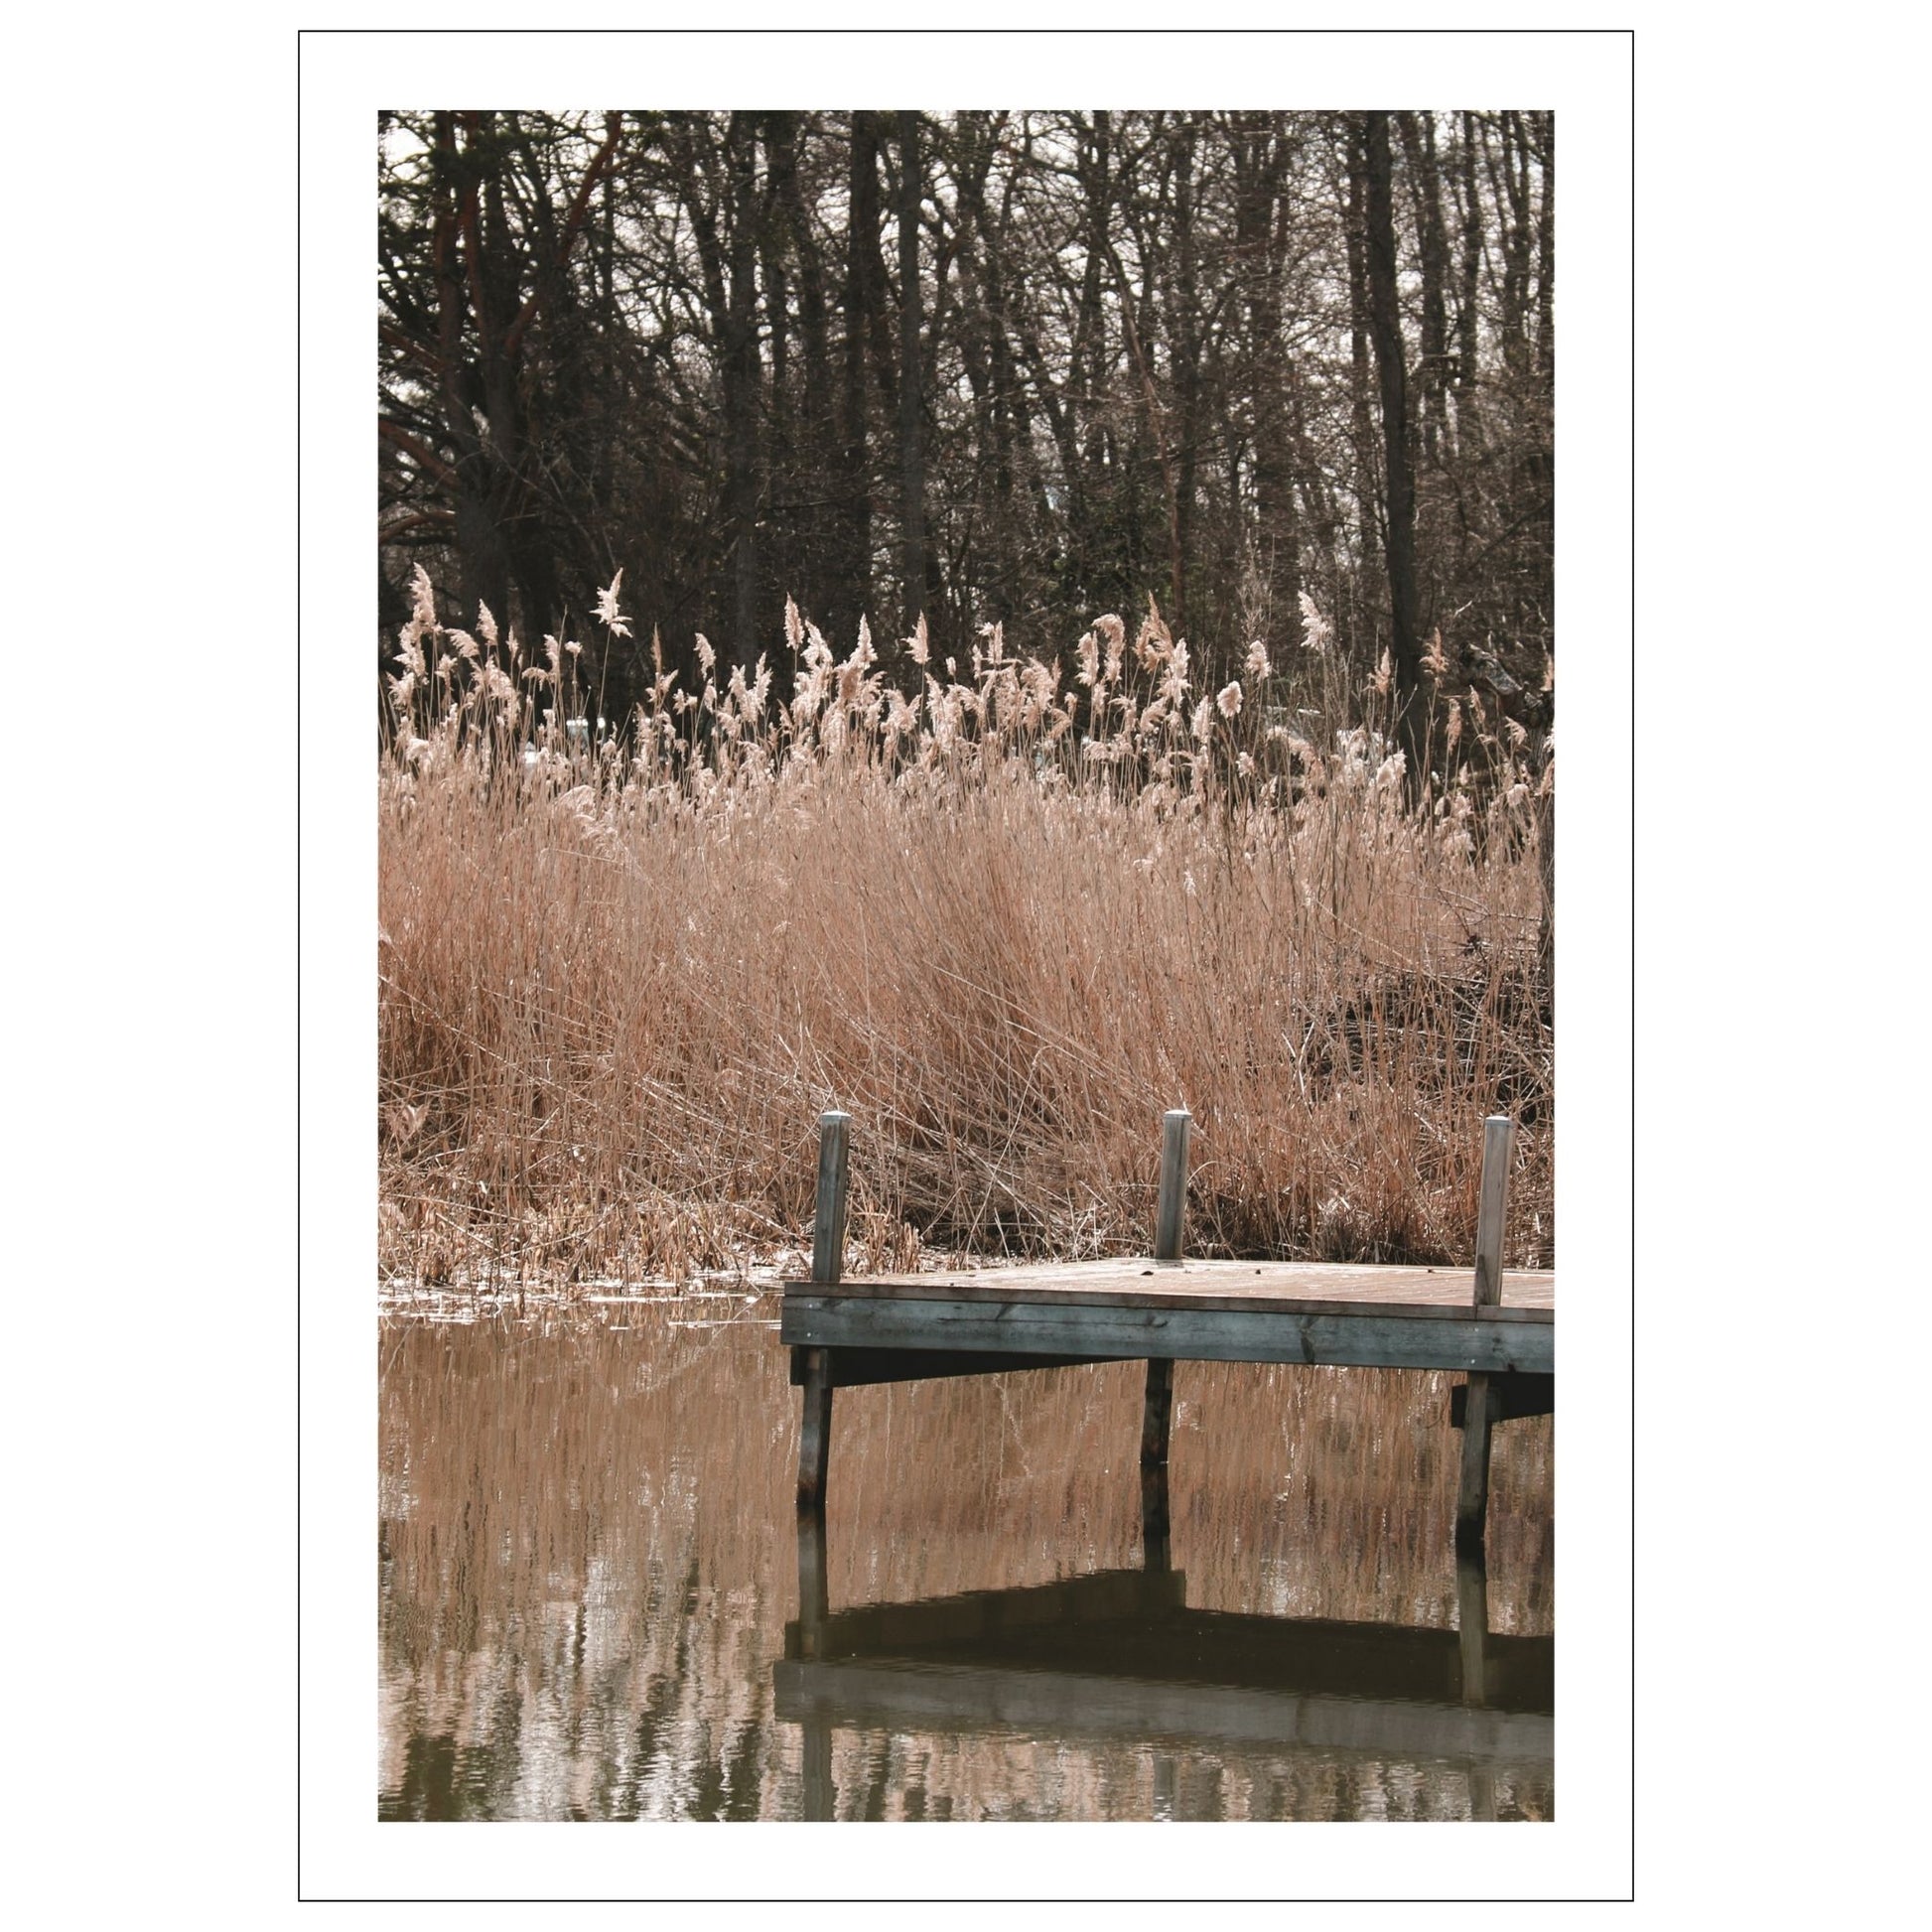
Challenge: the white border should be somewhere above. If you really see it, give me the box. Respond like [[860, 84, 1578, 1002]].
[[302, 25, 1630, 1902]]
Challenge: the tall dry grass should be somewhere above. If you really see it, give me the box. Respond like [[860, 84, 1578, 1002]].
[[378, 570, 1553, 1286]]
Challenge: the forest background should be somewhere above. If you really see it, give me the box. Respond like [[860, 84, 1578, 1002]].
[[377, 109, 1552, 761]]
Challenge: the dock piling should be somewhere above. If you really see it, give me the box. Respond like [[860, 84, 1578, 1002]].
[[1472, 1114, 1513, 1310], [1141, 1361, 1174, 1573], [1154, 1109, 1192, 1264], [798, 1111, 851, 1516], [797, 1345, 834, 1515], [1456, 1115, 1515, 1555], [811, 1110, 851, 1287], [1143, 1109, 1191, 1566]]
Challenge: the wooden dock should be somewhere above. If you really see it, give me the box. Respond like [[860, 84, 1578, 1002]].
[[784, 1256, 1553, 1372], [780, 1109, 1553, 1559]]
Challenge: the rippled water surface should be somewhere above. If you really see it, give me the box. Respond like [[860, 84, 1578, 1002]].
[[378, 1288, 1553, 1821]]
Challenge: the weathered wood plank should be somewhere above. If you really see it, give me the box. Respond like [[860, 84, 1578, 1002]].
[[782, 1256, 1554, 1316], [782, 1293, 1554, 1373]]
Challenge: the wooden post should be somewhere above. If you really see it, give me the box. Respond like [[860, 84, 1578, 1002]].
[[797, 1345, 834, 1516], [798, 1111, 849, 1516], [1472, 1113, 1513, 1309], [811, 1110, 851, 1287], [1154, 1108, 1192, 1263], [1456, 1114, 1513, 1555], [1141, 1359, 1173, 1574], [1144, 1109, 1190, 1567]]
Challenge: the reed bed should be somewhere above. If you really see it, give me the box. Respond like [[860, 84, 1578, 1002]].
[[378, 571, 1553, 1287]]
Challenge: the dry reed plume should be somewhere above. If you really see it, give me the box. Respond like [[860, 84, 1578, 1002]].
[[379, 570, 1553, 1287]]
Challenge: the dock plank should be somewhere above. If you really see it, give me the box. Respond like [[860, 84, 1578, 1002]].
[[781, 1293, 1554, 1373], [781, 1256, 1553, 1317]]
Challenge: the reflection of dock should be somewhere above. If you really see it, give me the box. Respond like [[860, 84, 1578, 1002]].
[[778, 1524, 1551, 1820]]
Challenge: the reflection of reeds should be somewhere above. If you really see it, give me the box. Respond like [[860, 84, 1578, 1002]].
[[378, 1302, 1551, 1820], [380, 573, 1553, 1286]]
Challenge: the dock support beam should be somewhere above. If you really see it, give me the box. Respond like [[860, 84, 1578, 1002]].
[[1455, 1115, 1513, 1556], [797, 1346, 834, 1516], [1454, 1375, 1499, 1556], [1141, 1362, 1173, 1573], [798, 1112, 849, 1517], [1143, 1109, 1191, 1568]]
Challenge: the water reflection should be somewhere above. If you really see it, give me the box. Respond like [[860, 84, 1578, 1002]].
[[378, 1292, 1552, 1820], [783, 1513, 1550, 1822]]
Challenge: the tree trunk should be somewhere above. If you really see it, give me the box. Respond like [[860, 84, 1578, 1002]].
[[769, 112, 835, 626], [897, 111, 926, 636], [840, 113, 882, 645], [1070, 112, 1113, 598], [1236, 114, 1297, 653], [1171, 119, 1200, 640], [1455, 112, 1483, 449], [1343, 128, 1382, 624], [1534, 111, 1555, 381], [1491, 112, 1533, 385], [723, 115, 763, 662], [1398, 111, 1451, 470], [1360, 112, 1426, 783]]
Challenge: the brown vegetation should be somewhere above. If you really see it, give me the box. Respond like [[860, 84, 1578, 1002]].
[[378, 571, 1553, 1287]]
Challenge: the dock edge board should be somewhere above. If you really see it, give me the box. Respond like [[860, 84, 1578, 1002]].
[[780, 1295, 1555, 1375]]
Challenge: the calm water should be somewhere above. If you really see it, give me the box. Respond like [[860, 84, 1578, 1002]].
[[378, 1287, 1553, 1821]]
